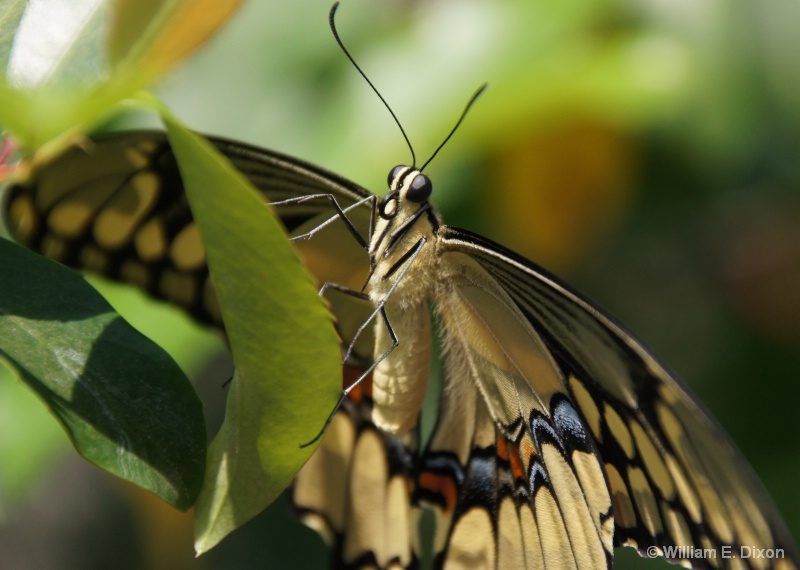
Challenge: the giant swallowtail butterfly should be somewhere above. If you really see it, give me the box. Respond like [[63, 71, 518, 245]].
[[2, 4, 797, 569]]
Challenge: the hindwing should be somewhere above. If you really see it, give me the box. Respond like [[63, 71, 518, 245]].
[[293, 366, 419, 569]]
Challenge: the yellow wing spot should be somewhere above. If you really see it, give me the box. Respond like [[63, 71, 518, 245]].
[[657, 382, 680, 405], [445, 508, 496, 569], [120, 260, 152, 290], [46, 174, 126, 239], [170, 223, 206, 271], [7, 194, 38, 244], [604, 403, 634, 459], [159, 269, 198, 307], [655, 403, 685, 456], [691, 473, 734, 544], [497, 498, 526, 569], [627, 465, 663, 537], [40, 234, 67, 261], [519, 502, 544, 568], [124, 139, 159, 168], [343, 430, 386, 564], [135, 219, 168, 262], [534, 487, 577, 570], [78, 245, 109, 273], [569, 376, 602, 441], [94, 171, 159, 250], [663, 454, 702, 524], [663, 503, 692, 548], [572, 450, 614, 552], [294, 412, 355, 539], [605, 463, 637, 529], [630, 419, 675, 500], [385, 475, 413, 568]]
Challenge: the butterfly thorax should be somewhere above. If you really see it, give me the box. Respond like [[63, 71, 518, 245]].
[[365, 166, 441, 435]]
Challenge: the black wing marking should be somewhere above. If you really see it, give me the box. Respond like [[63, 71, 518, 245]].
[[414, 244, 614, 569], [437, 225, 799, 569], [3, 131, 373, 327]]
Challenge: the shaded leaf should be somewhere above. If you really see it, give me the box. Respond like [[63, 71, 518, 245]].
[[0, 237, 206, 510]]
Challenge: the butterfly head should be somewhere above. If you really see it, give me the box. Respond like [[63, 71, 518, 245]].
[[379, 165, 432, 220]]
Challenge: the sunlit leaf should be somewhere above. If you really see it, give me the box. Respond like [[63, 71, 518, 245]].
[[160, 118, 340, 553], [0, 0, 240, 152]]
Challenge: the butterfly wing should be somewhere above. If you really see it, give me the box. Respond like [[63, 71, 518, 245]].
[[418, 235, 614, 569], [423, 225, 798, 569], [3, 131, 373, 327], [292, 366, 420, 569], [6, 132, 797, 569]]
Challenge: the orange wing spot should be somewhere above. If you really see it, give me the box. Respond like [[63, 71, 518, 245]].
[[508, 442, 527, 482], [497, 435, 510, 462], [419, 471, 458, 513]]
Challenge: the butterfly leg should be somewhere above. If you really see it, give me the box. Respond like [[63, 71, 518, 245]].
[[301, 236, 427, 447], [269, 194, 375, 249]]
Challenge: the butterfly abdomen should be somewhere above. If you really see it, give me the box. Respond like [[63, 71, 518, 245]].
[[371, 300, 431, 436]]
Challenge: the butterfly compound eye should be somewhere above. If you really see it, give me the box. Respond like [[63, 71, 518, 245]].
[[388, 165, 406, 188], [406, 173, 432, 203]]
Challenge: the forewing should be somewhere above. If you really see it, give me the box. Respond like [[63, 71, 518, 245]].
[[437, 226, 799, 569], [3, 131, 373, 333]]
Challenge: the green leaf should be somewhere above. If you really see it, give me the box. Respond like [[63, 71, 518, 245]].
[[160, 118, 341, 553], [0, 237, 206, 510], [0, 0, 241, 153]]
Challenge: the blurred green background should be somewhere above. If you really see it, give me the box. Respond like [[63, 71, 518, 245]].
[[1, 0, 799, 568]]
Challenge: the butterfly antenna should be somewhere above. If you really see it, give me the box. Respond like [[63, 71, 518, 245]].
[[419, 83, 487, 172], [330, 2, 416, 167]]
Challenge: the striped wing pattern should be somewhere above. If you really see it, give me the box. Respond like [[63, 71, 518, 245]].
[[3, 132, 373, 327], [292, 367, 419, 569], [433, 226, 799, 569], [3, 132, 798, 570]]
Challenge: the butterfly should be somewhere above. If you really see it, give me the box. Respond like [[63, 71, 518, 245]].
[[3, 3, 798, 567], [3, 123, 798, 569]]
